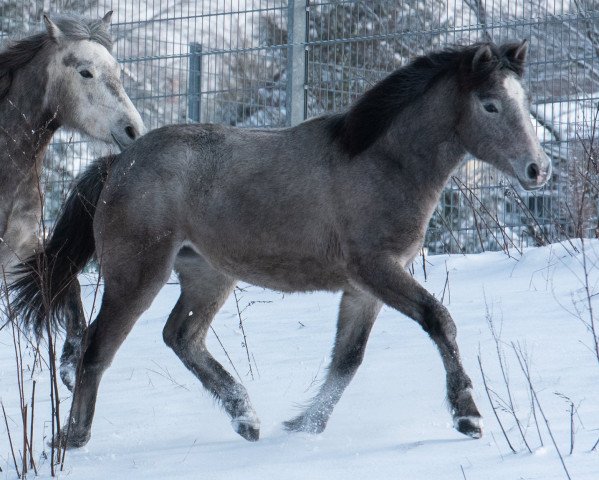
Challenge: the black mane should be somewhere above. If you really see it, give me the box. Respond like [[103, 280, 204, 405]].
[[0, 14, 112, 101], [328, 42, 525, 157]]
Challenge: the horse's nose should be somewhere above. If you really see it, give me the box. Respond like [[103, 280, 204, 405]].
[[523, 158, 551, 189], [125, 125, 139, 140], [113, 115, 145, 150], [526, 162, 540, 180]]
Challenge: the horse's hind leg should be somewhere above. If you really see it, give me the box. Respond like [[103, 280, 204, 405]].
[[284, 287, 382, 433], [57, 242, 177, 448], [0, 220, 86, 391], [59, 281, 87, 391], [162, 249, 260, 441]]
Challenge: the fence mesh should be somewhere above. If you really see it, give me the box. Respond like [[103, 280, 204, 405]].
[[1, 0, 599, 254]]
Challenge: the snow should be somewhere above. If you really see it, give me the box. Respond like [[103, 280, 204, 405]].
[[2, 240, 599, 479], [533, 95, 599, 143]]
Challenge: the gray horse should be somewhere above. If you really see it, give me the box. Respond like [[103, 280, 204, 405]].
[[11, 40, 550, 449], [0, 12, 144, 387]]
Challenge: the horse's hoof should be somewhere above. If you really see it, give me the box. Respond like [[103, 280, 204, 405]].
[[232, 415, 260, 442], [453, 416, 483, 439], [283, 415, 326, 434], [50, 429, 90, 449], [235, 423, 260, 442], [51, 433, 89, 449]]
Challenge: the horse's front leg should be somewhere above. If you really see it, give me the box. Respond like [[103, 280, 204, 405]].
[[350, 253, 483, 438]]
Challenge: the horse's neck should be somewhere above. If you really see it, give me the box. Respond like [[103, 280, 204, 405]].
[[0, 57, 58, 173], [383, 77, 466, 192]]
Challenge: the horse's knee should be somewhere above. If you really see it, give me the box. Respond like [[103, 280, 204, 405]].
[[80, 326, 117, 372], [81, 342, 113, 373], [162, 308, 206, 354], [163, 297, 187, 349], [80, 314, 133, 372], [162, 323, 177, 350], [421, 302, 457, 340], [162, 323, 193, 352]]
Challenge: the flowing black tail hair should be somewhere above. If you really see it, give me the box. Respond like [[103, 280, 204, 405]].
[[9, 155, 114, 336]]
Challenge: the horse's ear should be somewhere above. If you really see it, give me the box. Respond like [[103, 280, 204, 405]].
[[102, 11, 113, 26], [43, 15, 64, 43], [502, 40, 528, 76], [471, 44, 495, 74]]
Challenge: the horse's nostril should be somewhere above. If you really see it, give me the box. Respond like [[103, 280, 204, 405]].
[[125, 126, 136, 140], [527, 163, 540, 180]]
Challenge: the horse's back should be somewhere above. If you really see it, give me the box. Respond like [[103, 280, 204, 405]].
[[95, 121, 350, 291], [103, 121, 336, 216]]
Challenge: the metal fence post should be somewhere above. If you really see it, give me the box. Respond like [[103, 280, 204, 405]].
[[287, 0, 307, 126], [188, 42, 202, 123]]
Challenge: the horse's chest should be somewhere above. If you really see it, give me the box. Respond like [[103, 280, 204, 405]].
[[0, 178, 42, 234]]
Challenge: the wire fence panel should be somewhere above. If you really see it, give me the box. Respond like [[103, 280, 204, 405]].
[[1, 1, 599, 254], [306, 1, 599, 254]]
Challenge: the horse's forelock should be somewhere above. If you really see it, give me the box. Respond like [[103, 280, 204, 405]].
[[52, 14, 113, 51], [459, 43, 525, 90]]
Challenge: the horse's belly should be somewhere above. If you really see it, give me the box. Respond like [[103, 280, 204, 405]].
[[216, 255, 348, 292]]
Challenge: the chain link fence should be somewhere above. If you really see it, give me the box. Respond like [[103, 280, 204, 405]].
[[2, 0, 599, 254]]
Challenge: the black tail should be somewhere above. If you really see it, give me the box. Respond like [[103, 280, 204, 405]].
[[9, 155, 114, 336]]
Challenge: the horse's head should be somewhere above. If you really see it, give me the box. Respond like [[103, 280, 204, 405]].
[[43, 12, 145, 149], [456, 41, 551, 191]]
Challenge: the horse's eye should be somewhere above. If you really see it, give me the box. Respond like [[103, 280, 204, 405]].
[[484, 103, 498, 113], [79, 69, 93, 79]]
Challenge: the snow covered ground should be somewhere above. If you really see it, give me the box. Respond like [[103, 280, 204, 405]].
[[2, 240, 599, 479]]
